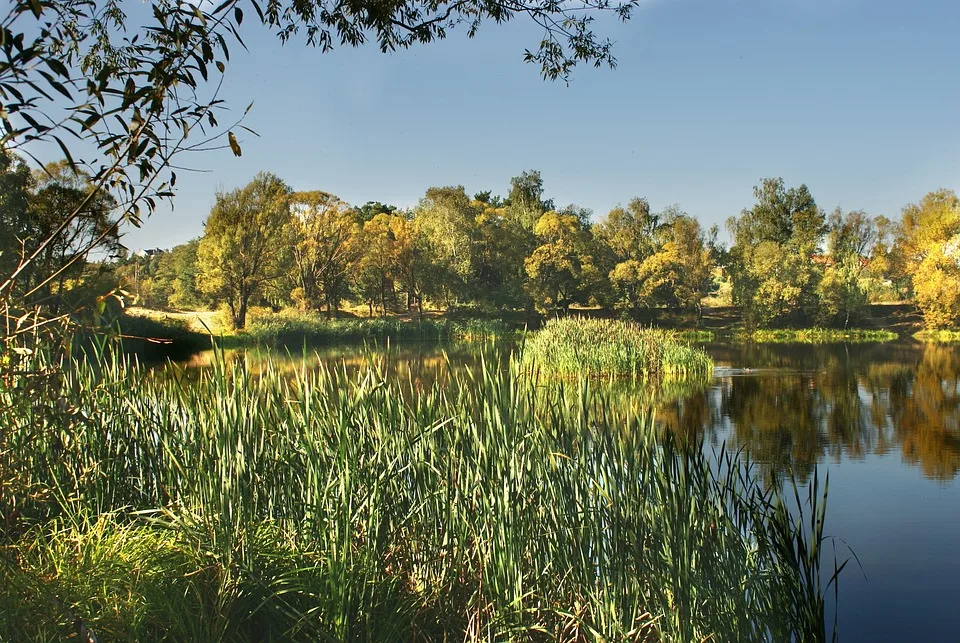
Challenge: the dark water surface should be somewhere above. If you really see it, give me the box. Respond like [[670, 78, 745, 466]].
[[172, 340, 960, 642]]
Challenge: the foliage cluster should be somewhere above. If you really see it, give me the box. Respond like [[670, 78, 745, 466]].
[[179, 172, 724, 329], [126, 174, 959, 336], [727, 180, 960, 330], [2, 348, 837, 641]]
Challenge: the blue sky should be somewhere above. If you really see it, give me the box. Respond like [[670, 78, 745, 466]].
[[123, 0, 960, 251]]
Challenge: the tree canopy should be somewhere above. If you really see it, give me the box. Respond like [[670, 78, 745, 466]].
[[0, 0, 637, 342], [197, 172, 293, 329]]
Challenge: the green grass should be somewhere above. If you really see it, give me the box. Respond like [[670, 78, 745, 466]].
[[521, 317, 714, 380], [1, 345, 841, 641], [233, 311, 515, 347]]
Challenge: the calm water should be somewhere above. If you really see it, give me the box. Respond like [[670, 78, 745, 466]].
[[171, 340, 960, 642]]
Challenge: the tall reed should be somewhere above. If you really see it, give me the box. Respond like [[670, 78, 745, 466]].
[[521, 317, 713, 379], [1, 346, 837, 641]]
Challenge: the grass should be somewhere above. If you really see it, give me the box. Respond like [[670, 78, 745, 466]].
[[0, 344, 840, 641], [521, 317, 714, 380], [229, 310, 514, 347]]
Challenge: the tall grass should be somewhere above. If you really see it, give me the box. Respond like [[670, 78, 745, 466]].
[[522, 317, 713, 379], [240, 311, 513, 346], [1, 347, 838, 641]]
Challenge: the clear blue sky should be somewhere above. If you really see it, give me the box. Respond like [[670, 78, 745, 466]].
[[123, 0, 960, 251]]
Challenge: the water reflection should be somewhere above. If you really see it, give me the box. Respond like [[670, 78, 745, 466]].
[[657, 342, 960, 482], [163, 340, 960, 482]]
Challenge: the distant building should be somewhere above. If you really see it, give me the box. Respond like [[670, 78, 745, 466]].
[[133, 248, 164, 258]]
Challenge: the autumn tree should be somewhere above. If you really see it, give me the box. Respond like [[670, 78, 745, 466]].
[[727, 178, 825, 327], [634, 210, 716, 315], [525, 207, 601, 313], [197, 173, 292, 329], [894, 190, 960, 328], [288, 191, 363, 317], [594, 197, 661, 312], [355, 213, 406, 316], [471, 195, 531, 309]]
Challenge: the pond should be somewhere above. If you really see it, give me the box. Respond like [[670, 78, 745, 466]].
[[166, 339, 960, 642]]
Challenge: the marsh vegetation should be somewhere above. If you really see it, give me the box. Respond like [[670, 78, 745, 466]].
[[2, 344, 838, 642]]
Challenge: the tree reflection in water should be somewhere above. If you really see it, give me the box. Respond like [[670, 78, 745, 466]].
[[168, 340, 959, 482], [656, 342, 960, 482]]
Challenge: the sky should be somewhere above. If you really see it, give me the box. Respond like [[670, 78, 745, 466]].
[[120, 0, 960, 251]]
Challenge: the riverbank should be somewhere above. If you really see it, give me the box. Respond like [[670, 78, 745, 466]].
[[118, 302, 959, 355]]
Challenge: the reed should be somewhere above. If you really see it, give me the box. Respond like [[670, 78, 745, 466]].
[[1, 346, 838, 642], [521, 317, 714, 379], [239, 311, 514, 346]]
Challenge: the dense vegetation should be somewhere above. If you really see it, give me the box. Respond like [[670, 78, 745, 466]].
[[103, 172, 960, 333], [2, 349, 837, 641], [243, 309, 513, 345], [522, 317, 713, 379]]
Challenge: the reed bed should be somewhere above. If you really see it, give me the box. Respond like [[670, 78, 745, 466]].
[[1, 347, 837, 642], [241, 312, 513, 346], [521, 317, 713, 379]]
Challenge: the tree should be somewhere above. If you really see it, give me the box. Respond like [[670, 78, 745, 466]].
[[472, 200, 531, 309], [1, 0, 637, 345], [727, 178, 825, 327], [818, 208, 877, 327], [0, 156, 119, 313], [895, 190, 960, 328], [0, 150, 32, 281], [507, 170, 554, 230], [288, 191, 363, 316], [414, 186, 481, 305], [634, 211, 716, 315], [355, 213, 406, 316], [356, 201, 398, 222], [24, 162, 121, 306], [524, 208, 600, 313], [594, 197, 662, 312], [197, 173, 292, 329]]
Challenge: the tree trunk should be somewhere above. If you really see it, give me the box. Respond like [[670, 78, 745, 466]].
[[234, 289, 248, 329]]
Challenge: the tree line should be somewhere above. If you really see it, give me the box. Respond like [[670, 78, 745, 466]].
[[4, 156, 959, 331]]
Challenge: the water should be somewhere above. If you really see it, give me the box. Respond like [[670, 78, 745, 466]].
[[169, 339, 960, 641]]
